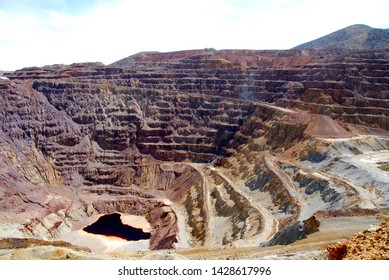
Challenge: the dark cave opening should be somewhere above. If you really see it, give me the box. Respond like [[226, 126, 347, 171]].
[[83, 213, 151, 241]]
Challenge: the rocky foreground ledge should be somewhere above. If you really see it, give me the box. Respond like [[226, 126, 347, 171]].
[[0, 49, 389, 259]]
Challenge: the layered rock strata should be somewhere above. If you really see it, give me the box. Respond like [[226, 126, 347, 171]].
[[1, 49, 389, 256]]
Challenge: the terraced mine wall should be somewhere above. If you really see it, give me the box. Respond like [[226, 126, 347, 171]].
[[1, 49, 389, 252]]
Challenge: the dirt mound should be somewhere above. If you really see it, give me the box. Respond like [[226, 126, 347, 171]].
[[305, 115, 353, 138]]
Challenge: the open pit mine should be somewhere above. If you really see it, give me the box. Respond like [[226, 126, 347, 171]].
[[1, 46, 389, 260]]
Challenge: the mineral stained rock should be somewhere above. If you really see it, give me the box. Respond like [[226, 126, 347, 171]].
[[327, 221, 389, 260], [1, 47, 389, 259]]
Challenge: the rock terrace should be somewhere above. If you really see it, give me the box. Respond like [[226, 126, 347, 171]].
[[0, 48, 389, 258]]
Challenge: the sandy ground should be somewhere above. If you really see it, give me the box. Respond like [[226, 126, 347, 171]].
[[60, 230, 150, 253], [120, 215, 152, 232], [108, 215, 380, 260], [174, 216, 380, 260]]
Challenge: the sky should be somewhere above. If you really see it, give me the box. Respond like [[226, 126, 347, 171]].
[[1, 0, 388, 70]]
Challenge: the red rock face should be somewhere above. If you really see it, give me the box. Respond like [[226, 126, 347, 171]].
[[1, 49, 389, 253]]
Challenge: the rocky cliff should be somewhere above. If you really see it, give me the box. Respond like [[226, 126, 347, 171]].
[[1, 48, 389, 258]]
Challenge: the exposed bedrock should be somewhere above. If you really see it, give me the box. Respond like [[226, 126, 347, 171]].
[[8, 162, 207, 250], [18, 198, 177, 251], [1, 49, 389, 254], [263, 216, 320, 246]]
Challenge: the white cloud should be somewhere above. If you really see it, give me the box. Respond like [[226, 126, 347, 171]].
[[0, 0, 388, 70]]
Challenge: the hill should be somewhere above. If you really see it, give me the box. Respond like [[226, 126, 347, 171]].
[[295, 24, 389, 50]]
